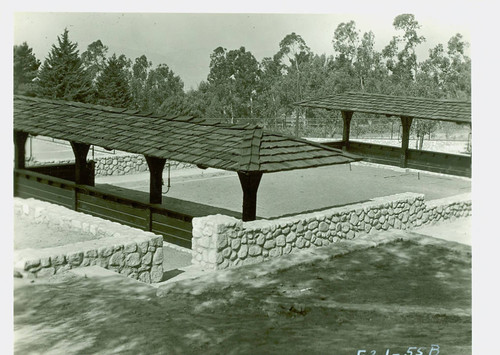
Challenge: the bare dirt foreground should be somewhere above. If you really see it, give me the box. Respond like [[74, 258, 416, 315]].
[[14, 235, 471, 355]]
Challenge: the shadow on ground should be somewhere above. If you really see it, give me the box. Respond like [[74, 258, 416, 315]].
[[14, 239, 471, 355], [161, 269, 185, 282]]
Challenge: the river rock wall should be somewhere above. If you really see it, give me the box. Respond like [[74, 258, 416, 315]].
[[14, 198, 164, 283], [191, 192, 471, 270]]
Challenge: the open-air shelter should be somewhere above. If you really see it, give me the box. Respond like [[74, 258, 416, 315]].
[[14, 95, 360, 247], [296, 92, 471, 177]]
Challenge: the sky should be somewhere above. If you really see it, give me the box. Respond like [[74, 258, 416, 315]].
[[13, 5, 472, 91]]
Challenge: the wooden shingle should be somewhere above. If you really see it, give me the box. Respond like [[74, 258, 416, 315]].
[[14, 95, 361, 173], [296, 92, 471, 123]]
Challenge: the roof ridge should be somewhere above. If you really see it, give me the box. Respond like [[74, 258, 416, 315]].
[[238, 126, 263, 172], [266, 132, 360, 156], [295, 91, 471, 105]]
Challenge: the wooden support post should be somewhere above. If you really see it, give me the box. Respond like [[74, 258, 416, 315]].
[[341, 110, 353, 151], [145, 156, 166, 205], [400, 116, 413, 168], [70, 141, 92, 185], [237, 171, 263, 222], [14, 131, 29, 169]]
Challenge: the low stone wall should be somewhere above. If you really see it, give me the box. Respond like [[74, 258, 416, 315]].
[[27, 154, 194, 177], [14, 198, 164, 283], [191, 192, 471, 270], [424, 194, 472, 223], [93, 155, 194, 177]]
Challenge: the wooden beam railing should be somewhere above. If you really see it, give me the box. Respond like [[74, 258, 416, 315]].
[[321, 140, 471, 177], [14, 168, 194, 248]]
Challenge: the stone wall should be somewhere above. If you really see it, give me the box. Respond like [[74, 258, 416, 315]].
[[191, 192, 471, 270], [27, 154, 194, 177], [14, 198, 164, 283], [424, 194, 472, 223], [93, 155, 194, 177]]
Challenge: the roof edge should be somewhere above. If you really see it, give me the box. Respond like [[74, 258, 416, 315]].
[[294, 91, 472, 106]]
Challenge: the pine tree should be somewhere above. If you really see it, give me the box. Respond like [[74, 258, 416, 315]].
[[37, 29, 93, 102], [13, 42, 41, 95], [95, 54, 132, 108]]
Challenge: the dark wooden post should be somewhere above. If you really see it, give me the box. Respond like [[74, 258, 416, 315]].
[[400, 116, 413, 168], [14, 131, 29, 169], [237, 171, 263, 222], [341, 110, 353, 151], [145, 156, 166, 204], [70, 142, 92, 185]]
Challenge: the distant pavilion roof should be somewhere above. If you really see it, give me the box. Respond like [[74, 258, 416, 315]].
[[296, 92, 471, 124], [14, 95, 360, 174]]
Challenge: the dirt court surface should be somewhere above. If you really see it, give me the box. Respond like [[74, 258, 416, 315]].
[[98, 163, 471, 219], [14, 236, 471, 355], [13, 215, 107, 250]]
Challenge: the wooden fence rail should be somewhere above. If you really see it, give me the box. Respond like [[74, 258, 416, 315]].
[[14, 168, 194, 248], [323, 140, 471, 177]]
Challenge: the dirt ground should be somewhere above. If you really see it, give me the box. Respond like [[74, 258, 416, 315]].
[[14, 238, 471, 355], [13, 215, 107, 250], [413, 216, 471, 245]]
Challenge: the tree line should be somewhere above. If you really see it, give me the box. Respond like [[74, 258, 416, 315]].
[[14, 14, 471, 142]]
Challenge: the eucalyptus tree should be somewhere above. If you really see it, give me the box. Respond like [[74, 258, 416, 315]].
[[382, 14, 426, 83], [413, 33, 471, 149], [274, 32, 313, 135], [254, 55, 286, 123], [81, 40, 109, 85], [128, 55, 185, 113], [129, 55, 152, 110], [444, 33, 471, 99], [144, 63, 185, 113], [276, 32, 312, 102], [207, 46, 261, 120], [332, 21, 359, 65], [332, 21, 386, 92], [158, 81, 213, 118]]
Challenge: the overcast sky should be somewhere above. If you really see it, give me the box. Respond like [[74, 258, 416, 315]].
[[13, 5, 472, 91]]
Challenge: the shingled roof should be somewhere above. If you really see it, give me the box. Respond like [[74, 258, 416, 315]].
[[296, 92, 471, 123], [14, 95, 360, 173]]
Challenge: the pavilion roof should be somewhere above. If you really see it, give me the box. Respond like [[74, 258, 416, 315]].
[[296, 92, 471, 123], [14, 95, 360, 173]]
